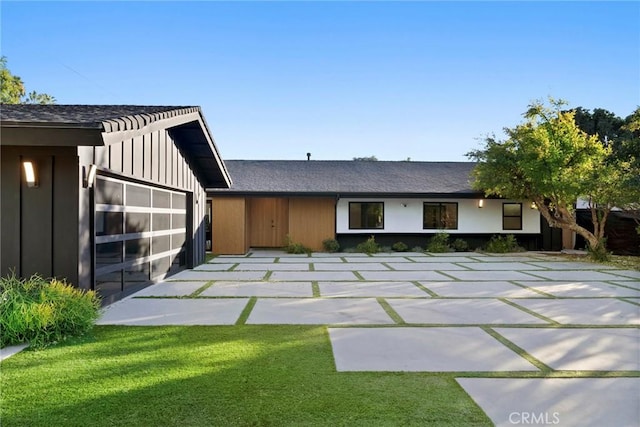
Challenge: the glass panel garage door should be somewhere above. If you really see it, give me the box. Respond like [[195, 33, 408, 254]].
[[94, 175, 188, 299]]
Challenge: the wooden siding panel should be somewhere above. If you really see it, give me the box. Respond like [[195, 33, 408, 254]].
[[249, 198, 289, 247], [123, 138, 134, 176], [212, 197, 248, 255], [133, 135, 143, 178], [0, 148, 21, 276], [110, 142, 123, 172], [159, 131, 167, 185], [288, 198, 336, 251], [52, 152, 79, 285]]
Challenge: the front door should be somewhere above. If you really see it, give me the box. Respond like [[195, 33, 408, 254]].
[[249, 198, 288, 247]]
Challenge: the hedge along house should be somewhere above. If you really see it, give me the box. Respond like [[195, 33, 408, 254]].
[[208, 160, 556, 254], [1, 105, 230, 304]]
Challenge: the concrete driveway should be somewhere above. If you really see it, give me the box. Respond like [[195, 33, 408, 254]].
[[99, 250, 640, 427]]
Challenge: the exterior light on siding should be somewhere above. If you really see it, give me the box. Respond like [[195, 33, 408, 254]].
[[531, 201, 537, 209], [23, 161, 38, 188], [478, 199, 484, 208]]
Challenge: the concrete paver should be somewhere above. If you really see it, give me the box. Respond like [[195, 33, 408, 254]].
[[407, 256, 476, 263], [246, 298, 394, 325], [201, 281, 313, 297], [329, 327, 539, 372], [318, 281, 430, 298], [132, 280, 207, 297], [611, 280, 640, 290], [384, 262, 468, 271], [457, 262, 544, 271], [514, 281, 640, 297], [444, 270, 542, 281], [608, 270, 640, 279], [509, 298, 640, 325], [527, 261, 616, 270], [193, 263, 236, 271], [170, 270, 266, 281], [420, 281, 544, 298], [269, 271, 359, 281], [278, 257, 344, 263], [313, 262, 391, 271], [98, 298, 249, 325], [234, 263, 310, 271], [457, 378, 640, 427], [208, 257, 276, 263], [359, 270, 454, 281], [527, 270, 628, 281], [387, 299, 549, 324], [493, 328, 640, 371]]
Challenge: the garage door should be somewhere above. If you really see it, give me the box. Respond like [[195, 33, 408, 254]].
[[94, 175, 189, 299]]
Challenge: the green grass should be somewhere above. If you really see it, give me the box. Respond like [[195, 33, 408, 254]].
[[1, 325, 491, 426]]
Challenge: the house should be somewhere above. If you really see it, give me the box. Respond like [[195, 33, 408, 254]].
[[208, 160, 550, 254], [1, 104, 230, 304]]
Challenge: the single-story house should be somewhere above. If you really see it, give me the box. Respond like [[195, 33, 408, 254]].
[[208, 160, 560, 254], [1, 104, 230, 304]]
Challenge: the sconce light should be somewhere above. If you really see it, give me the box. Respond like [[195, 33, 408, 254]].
[[530, 201, 537, 210], [83, 164, 97, 188], [401, 203, 407, 208], [23, 161, 38, 188], [478, 199, 484, 208]]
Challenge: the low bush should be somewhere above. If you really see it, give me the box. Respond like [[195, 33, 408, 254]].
[[587, 240, 611, 262], [0, 274, 101, 349], [392, 242, 409, 252], [484, 234, 523, 253], [356, 236, 380, 254], [452, 238, 469, 252], [411, 245, 425, 253], [322, 238, 340, 253], [285, 236, 312, 255], [426, 232, 452, 253]]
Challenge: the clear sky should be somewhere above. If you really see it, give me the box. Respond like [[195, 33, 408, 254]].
[[2, 1, 638, 161]]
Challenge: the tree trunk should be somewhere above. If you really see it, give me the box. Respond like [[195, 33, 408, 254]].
[[534, 198, 602, 250]]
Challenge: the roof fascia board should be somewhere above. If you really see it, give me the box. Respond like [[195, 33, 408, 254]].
[[100, 112, 201, 145], [0, 126, 103, 146]]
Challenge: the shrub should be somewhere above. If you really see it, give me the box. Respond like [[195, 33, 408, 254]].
[[426, 232, 452, 253], [484, 234, 523, 253], [285, 236, 312, 255], [356, 236, 380, 254], [322, 238, 340, 253], [452, 238, 469, 252], [0, 274, 101, 349], [587, 240, 611, 262], [392, 242, 409, 252], [411, 246, 425, 253]]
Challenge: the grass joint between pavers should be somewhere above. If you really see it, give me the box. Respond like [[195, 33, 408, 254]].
[[376, 298, 406, 324], [481, 326, 553, 373], [235, 297, 258, 325]]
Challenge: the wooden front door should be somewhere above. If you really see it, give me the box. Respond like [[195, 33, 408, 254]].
[[249, 198, 289, 247]]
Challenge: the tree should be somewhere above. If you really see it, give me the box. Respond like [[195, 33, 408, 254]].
[[0, 56, 55, 104], [467, 98, 639, 259]]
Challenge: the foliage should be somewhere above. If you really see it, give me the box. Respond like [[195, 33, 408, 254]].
[[392, 241, 409, 252], [1, 326, 491, 426], [0, 56, 55, 104], [412, 245, 425, 253], [483, 235, 523, 253], [426, 232, 452, 253], [586, 238, 611, 262], [467, 98, 640, 259], [0, 274, 101, 348], [356, 235, 380, 254], [322, 238, 340, 253], [285, 235, 312, 255], [451, 238, 469, 252]]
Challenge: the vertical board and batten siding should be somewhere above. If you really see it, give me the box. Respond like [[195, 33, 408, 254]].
[[336, 198, 540, 234], [0, 146, 80, 285], [212, 197, 249, 254], [91, 126, 208, 268], [288, 198, 336, 251]]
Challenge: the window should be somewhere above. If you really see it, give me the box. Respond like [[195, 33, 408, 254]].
[[423, 202, 458, 229], [503, 203, 522, 230], [349, 202, 384, 229]]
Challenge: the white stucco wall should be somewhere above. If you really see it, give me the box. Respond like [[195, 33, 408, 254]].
[[336, 198, 540, 234]]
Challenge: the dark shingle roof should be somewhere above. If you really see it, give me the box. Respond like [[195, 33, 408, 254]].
[[212, 160, 480, 196], [0, 104, 197, 130]]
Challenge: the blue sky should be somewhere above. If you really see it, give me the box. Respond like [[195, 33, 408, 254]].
[[2, 1, 638, 161]]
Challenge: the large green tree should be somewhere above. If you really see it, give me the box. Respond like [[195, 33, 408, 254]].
[[467, 98, 639, 258], [0, 56, 55, 104]]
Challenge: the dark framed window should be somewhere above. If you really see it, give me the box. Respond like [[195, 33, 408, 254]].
[[423, 202, 458, 229], [349, 202, 384, 229], [503, 203, 522, 230]]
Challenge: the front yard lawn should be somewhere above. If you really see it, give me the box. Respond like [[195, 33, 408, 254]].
[[1, 325, 491, 426]]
